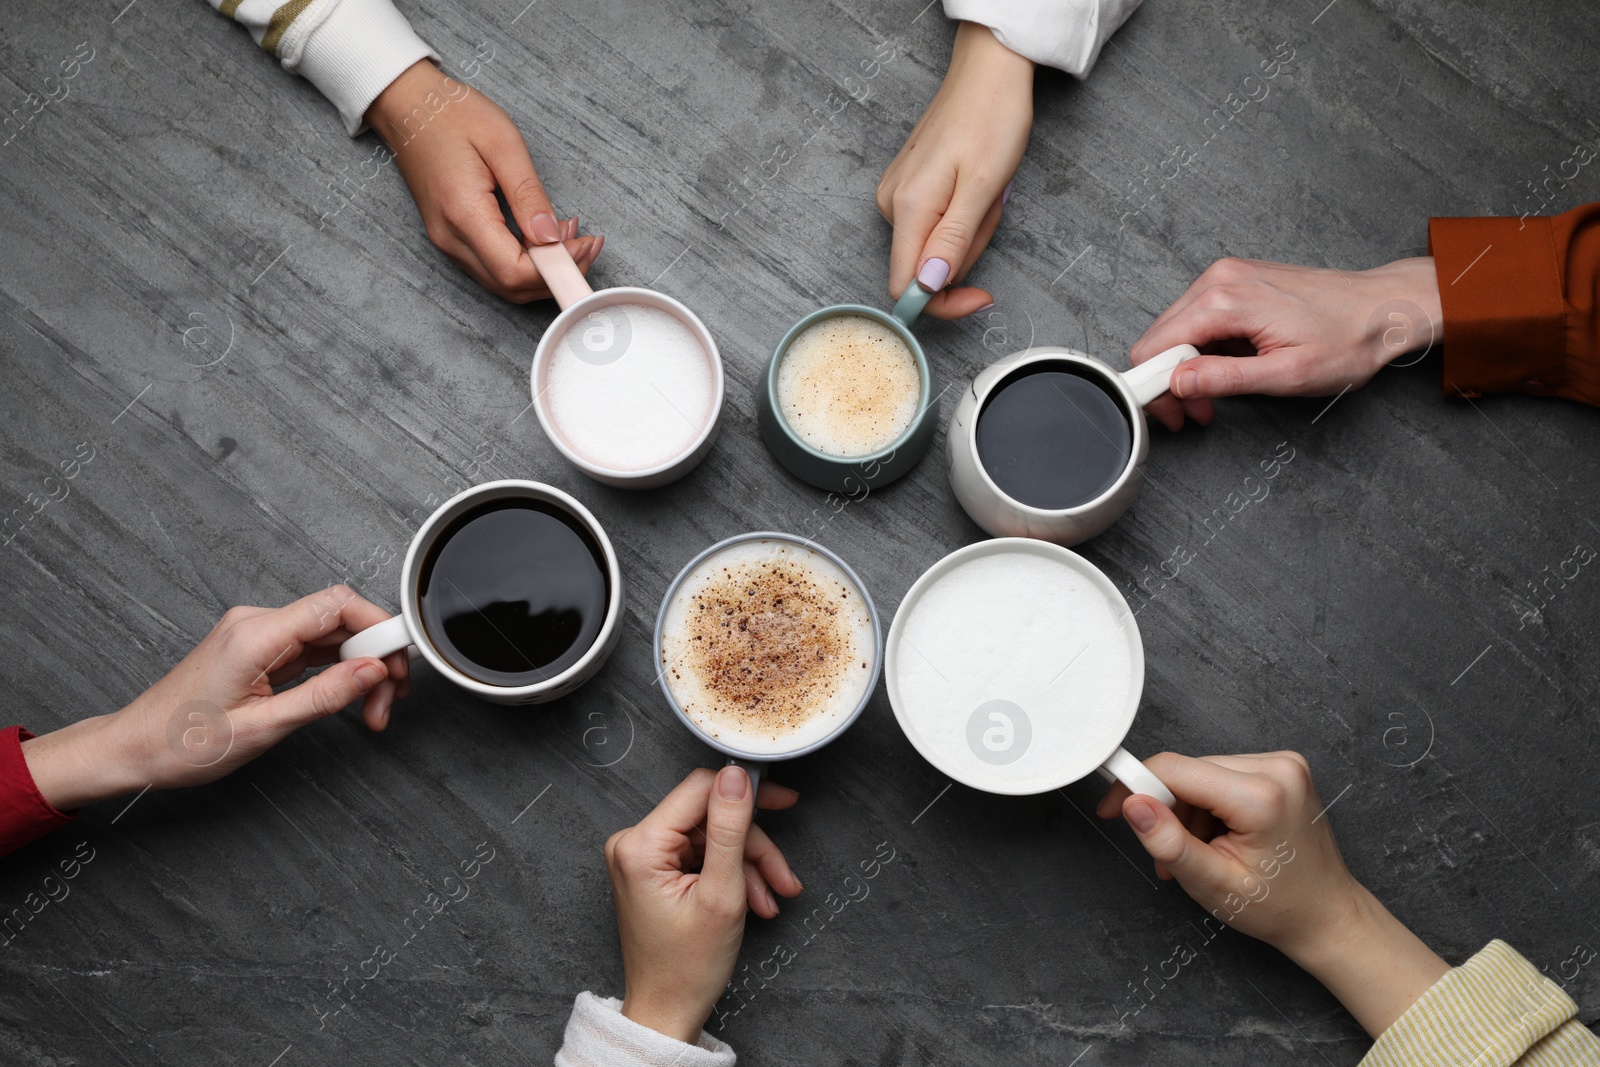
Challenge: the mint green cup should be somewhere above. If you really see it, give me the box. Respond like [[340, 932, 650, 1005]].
[[757, 286, 939, 495]]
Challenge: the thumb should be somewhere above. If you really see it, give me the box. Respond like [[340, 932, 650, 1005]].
[[912, 181, 995, 297], [699, 766, 755, 912], [1123, 795, 1235, 891], [269, 657, 389, 731], [1169, 353, 1304, 401]]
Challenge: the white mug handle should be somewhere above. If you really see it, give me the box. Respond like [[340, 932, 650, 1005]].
[[1120, 344, 1200, 408], [340, 615, 412, 662], [1096, 746, 1177, 808]]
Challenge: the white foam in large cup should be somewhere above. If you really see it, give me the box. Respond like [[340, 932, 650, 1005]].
[[886, 538, 1174, 803]]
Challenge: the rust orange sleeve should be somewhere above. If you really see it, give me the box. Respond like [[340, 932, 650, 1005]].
[[1428, 202, 1600, 407]]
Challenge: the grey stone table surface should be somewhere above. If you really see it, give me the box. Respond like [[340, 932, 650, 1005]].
[[2, 0, 1598, 1063]]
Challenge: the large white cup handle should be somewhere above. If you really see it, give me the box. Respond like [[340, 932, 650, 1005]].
[[1096, 746, 1177, 808], [1120, 344, 1200, 408], [340, 615, 413, 662]]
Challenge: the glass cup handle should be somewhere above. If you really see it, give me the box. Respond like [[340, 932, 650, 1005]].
[[1096, 746, 1177, 808]]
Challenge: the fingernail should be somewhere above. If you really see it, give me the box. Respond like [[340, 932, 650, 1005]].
[[353, 660, 386, 688], [764, 887, 777, 914], [974, 303, 995, 314], [717, 765, 748, 801], [527, 211, 561, 244], [561, 217, 577, 240], [916, 257, 951, 292], [1173, 368, 1199, 399], [1001, 181, 1014, 206], [1126, 798, 1159, 833]]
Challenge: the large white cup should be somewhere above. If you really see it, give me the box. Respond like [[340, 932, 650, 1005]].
[[885, 538, 1174, 806]]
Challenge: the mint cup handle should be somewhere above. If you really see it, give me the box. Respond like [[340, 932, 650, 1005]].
[[1121, 344, 1201, 408], [1096, 746, 1177, 809], [890, 284, 932, 328]]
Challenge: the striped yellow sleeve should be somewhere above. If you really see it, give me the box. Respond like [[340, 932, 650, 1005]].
[[1361, 940, 1600, 1067]]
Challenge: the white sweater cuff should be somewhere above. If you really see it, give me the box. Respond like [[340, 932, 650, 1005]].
[[942, 0, 1143, 77], [553, 993, 736, 1067], [290, 0, 440, 135]]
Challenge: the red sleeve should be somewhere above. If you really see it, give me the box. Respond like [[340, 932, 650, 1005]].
[[0, 727, 75, 857], [1428, 201, 1600, 407]]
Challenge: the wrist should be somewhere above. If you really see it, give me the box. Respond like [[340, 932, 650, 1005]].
[[949, 21, 1034, 93], [365, 59, 447, 146], [620, 992, 706, 1046], [20, 713, 142, 811], [1362, 257, 1444, 372]]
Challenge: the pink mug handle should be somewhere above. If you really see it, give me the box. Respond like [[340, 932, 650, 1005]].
[[527, 240, 594, 310]]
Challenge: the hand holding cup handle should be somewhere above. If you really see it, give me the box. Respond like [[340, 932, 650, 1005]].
[[1121, 344, 1201, 408], [1096, 746, 1177, 808]]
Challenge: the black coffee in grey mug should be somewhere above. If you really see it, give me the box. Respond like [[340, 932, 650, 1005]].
[[975, 364, 1132, 510]]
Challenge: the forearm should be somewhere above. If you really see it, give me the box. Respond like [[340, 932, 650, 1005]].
[[1281, 884, 1450, 1038], [20, 714, 144, 811]]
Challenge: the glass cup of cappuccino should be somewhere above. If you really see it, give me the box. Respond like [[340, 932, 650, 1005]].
[[340, 480, 624, 705], [653, 532, 883, 787], [756, 283, 943, 495], [946, 344, 1200, 546], [527, 240, 725, 490]]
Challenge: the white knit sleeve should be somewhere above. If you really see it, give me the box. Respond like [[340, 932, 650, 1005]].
[[941, 0, 1144, 77], [202, 0, 439, 135], [553, 992, 737, 1067]]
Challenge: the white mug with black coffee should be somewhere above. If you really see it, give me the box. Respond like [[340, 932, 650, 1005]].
[[947, 344, 1199, 546], [340, 480, 624, 705], [653, 532, 882, 786]]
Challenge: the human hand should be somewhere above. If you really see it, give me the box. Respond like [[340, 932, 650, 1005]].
[[875, 21, 1032, 320], [606, 766, 803, 1043], [1099, 751, 1449, 1036], [22, 586, 409, 811], [366, 60, 602, 302], [1129, 257, 1443, 430]]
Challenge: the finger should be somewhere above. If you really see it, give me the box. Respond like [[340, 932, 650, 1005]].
[[912, 175, 999, 301], [1122, 752, 1274, 828], [1169, 352, 1320, 401], [755, 780, 800, 811], [743, 822, 802, 897], [950, 195, 1005, 286], [637, 769, 719, 837], [743, 859, 779, 918], [886, 171, 955, 300], [1130, 291, 1258, 369], [699, 766, 756, 912], [236, 586, 395, 669], [1121, 793, 1241, 892], [918, 285, 996, 321], [360, 648, 409, 731], [1180, 396, 1216, 425], [1143, 393, 1187, 432], [266, 657, 389, 731], [478, 127, 557, 245]]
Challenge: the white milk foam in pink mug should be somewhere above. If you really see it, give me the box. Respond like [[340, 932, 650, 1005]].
[[543, 304, 717, 473]]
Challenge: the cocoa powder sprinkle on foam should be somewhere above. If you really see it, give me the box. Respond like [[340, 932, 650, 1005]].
[[679, 558, 855, 735]]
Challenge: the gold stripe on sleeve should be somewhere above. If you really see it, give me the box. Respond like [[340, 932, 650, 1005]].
[[260, 0, 317, 54], [219, 0, 244, 16]]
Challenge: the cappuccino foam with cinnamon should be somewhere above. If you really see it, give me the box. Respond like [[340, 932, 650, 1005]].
[[660, 539, 875, 756], [776, 314, 921, 457]]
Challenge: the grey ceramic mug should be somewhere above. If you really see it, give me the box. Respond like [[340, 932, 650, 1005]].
[[757, 286, 939, 496]]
